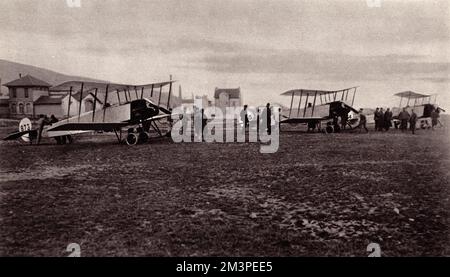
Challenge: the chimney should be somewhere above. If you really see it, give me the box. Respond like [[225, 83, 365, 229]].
[[19, 73, 22, 78]]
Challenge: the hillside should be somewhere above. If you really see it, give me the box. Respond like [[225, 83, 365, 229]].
[[0, 59, 105, 96]]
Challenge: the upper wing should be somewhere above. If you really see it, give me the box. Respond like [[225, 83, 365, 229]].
[[3, 130, 37, 141]]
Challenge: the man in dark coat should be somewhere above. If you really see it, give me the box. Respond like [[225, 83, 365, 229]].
[[374, 108, 380, 131], [261, 103, 272, 135], [378, 108, 385, 131], [384, 108, 393, 131], [240, 105, 249, 134], [431, 108, 439, 130]]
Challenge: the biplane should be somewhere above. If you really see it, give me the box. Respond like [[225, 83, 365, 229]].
[[392, 91, 446, 129], [3, 79, 176, 146], [280, 87, 360, 133]]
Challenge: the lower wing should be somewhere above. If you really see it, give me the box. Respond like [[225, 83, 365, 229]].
[[47, 114, 174, 132]]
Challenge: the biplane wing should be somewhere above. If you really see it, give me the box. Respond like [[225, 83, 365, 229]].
[[279, 87, 360, 132], [280, 117, 326, 124], [47, 122, 130, 132], [394, 91, 430, 99], [46, 114, 173, 132], [394, 91, 439, 108]]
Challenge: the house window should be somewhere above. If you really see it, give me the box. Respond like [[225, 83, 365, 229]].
[[19, 103, 24, 114], [11, 103, 16, 114], [24, 88, 29, 98], [26, 103, 32, 114], [11, 88, 17, 98]]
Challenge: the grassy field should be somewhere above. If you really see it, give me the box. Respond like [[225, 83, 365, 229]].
[[0, 121, 449, 256]]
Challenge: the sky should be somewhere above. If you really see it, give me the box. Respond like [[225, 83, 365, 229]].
[[0, 0, 449, 108]]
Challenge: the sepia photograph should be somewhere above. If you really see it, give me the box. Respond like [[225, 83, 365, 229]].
[[0, 0, 449, 263]]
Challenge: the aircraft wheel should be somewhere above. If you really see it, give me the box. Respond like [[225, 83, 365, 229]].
[[138, 132, 149, 144], [126, 133, 139, 146], [325, 126, 334, 134]]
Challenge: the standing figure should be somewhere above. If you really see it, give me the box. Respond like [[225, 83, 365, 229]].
[[358, 109, 369, 133], [261, 103, 272, 135], [431, 108, 439, 130], [374, 108, 380, 131], [49, 114, 63, 145], [378, 108, 385, 131], [410, 109, 418, 134], [398, 108, 410, 132], [36, 115, 50, 145], [240, 105, 249, 132], [384, 108, 393, 131], [201, 108, 208, 141]]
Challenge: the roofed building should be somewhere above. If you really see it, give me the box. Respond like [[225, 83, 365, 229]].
[[3, 74, 52, 118]]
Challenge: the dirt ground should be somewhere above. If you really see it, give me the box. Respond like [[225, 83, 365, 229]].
[[0, 120, 449, 257]]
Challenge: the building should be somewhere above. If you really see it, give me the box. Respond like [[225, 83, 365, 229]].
[[214, 87, 242, 109], [33, 95, 64, 118], [180, 94, 212, 114], [3, 74, 52, 119], [0, 98, 9, 117], [61, 91, 103, 117], [1, 74, 105, 119]]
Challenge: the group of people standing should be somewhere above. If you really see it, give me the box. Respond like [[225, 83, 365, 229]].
[[374, 107, 394, 132], [357, 106, 442, 135], [397, 108, 418, 134], [241, 103, 273, 135]]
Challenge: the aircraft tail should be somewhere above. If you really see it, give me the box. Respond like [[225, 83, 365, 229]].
[[3, 118, 37, 141]]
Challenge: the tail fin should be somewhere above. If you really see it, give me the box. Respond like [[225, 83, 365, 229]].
[[3, 118, 36, 142]]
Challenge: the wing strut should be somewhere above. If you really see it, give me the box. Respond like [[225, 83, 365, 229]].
[[78, 82, 84, 122], [92, 88, 98, 122], [288, 91, 294, 119], [311, 91, 317, 117], [303, 94, 309, 117], [158, 85, 163, 106], [167, 80, 173, 109], [296, 90, 303, 117], [351, 87, 357, 106], [116, 89, 121, 105], [134, 86, 139, 99], [124, 89, 129, 102], [103, 84, 109, 123], [127, 88, 132, 101], [67, 86, 73, 119], [140, 87, 144, 99]]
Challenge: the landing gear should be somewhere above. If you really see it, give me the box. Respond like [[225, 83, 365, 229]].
[[125, 128, 149, 146], [325, 125, 334, 134], [126, 133, 139, 146]]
